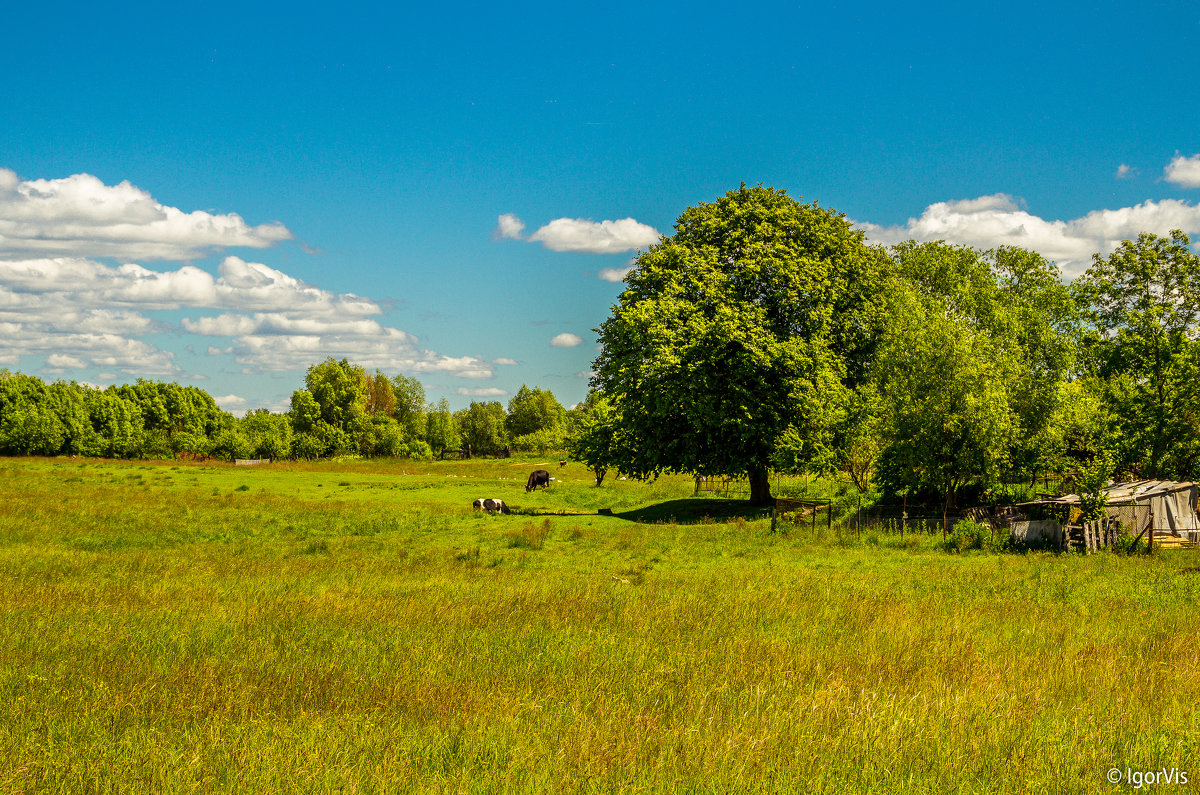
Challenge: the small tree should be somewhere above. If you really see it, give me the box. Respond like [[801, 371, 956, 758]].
[[565, 391, 619, 485]]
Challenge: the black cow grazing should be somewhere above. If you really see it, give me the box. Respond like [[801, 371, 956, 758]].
[[473, 498, 509, 514], [526, 469, 551, 492]]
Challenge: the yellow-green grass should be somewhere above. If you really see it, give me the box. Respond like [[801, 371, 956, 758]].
[[1, 457, 1198, 793]]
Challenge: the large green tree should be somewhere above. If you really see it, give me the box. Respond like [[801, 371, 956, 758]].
[[592, 185, 890, 504], [1074, 230, 1200, 478]]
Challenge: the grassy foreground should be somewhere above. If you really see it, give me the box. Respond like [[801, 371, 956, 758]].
[[1, 457, 1198, 793]]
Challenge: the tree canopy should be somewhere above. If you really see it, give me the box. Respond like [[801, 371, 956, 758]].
[[592, 185, 891, 504]]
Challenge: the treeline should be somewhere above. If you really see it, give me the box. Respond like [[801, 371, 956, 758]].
[[0, 359, 574, 462]]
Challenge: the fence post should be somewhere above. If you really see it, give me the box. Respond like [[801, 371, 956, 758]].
[[1148, 511, 1155, 554], [770, 504, 777, 534], [857, 494, 862, 538]]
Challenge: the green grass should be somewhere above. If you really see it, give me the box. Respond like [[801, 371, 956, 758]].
[[1, 456, 1198, 792]]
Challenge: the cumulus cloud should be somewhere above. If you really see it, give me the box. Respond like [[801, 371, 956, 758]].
[[213, 394, 247, 412], [551, 332, 583, 348], [529, 217, 659, 254], [494, 213, 525, 239], [0, 253, 494, 378], [575, 369, 595, 378], [1116, 164, 1135, 179], [598, 265, 635, 282], [0, 169, 291, 261], [856, 194, 1200, 278], [1164, 154, 1200, 189], [457, 387, 507, 397], [494, 357, 518, 365]]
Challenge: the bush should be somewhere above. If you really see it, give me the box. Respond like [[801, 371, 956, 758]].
[[402, 439, 433, 460], [946, 519, 991, 553]]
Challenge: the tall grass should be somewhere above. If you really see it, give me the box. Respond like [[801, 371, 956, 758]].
[[0, 458, 1197, 792]]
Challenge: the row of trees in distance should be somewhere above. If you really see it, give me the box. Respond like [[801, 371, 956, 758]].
[[0, 361, 575, 462]]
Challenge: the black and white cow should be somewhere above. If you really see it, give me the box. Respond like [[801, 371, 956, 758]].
[[525, 469, 551, 492], [473, 497, 509, 514]]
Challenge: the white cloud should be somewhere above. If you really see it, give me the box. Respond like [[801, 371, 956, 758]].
[[494, 213, 525, 239], [0, 253, 491, 379], [0, 169, 291, 261], [456, 387, 508, 397], [494, 357, 518, 365], [856, 194, 1200, 278], [575, 369, 595, 378], [46, 353, 87, 369], [1164, 154, 1200, 189], [1116, 164, 1135, 179], [598, 265, 635, 282], [529, 217, 659, 254], [551, 332, 583, 348], [213, 394, 247, 411]]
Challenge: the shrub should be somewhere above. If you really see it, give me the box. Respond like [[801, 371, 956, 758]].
[[946, 519, 991, 553]]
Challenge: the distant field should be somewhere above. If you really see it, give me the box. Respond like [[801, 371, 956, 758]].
[[1, 457, 1198, 793]]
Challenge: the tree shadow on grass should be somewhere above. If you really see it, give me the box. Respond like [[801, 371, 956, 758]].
[[613, 498, 773, 524]]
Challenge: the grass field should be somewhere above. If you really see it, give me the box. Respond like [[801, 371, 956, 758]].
[[1, 456, 1198, 793]]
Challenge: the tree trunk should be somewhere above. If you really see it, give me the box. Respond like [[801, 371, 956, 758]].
[[748, 465, 772, 506]]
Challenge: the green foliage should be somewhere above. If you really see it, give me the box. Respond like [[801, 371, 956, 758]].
[[299, 358, 370, 454], [240, 408, 292, 460], [509, 427, 566, 455], [870, 242, 1078, 508], [391, 374, 427, 439], [424, 397, 459, 457], [945, 519, 993, 553], [454, 401, 508, 456], [366, 415, 406, 457], [210, 427, 252, 461], [593, 184, 890, 503], [506, 385, 566, 439], [565, 391, 619, 485], [1076, 450, 1115, 522], [1074, 230, 1200, 479], [873, 273, 1019, 506]]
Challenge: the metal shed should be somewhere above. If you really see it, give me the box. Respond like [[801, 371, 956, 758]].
[[1014, 480, 1200, 546]]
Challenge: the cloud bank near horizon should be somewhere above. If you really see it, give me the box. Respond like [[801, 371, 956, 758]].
[[856, 192, 1200, 278], [0, 171, 495, 383]]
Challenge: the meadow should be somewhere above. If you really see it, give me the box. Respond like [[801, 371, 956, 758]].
[[1, 456, 1198, 793]]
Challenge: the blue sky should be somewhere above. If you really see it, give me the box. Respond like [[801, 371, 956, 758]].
[[3, 0, 1199, 414]]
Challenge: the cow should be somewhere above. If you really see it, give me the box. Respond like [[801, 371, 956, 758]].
[[473, 498, 509, 514], [526, 469, 551, 492]]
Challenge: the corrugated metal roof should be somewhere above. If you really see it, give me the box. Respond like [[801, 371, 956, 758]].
[[1020, 479, 1197, 506]]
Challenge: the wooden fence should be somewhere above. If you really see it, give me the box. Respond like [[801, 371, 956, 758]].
[[770, 498, 832, 533]]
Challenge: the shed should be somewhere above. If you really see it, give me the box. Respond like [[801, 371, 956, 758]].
[[1015, 480, 1200, 544]]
